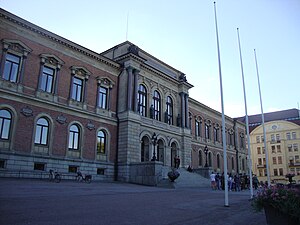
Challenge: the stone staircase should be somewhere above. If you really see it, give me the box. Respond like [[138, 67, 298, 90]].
[[157, 168, 210, 189]]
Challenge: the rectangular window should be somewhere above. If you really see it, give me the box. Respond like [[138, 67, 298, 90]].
[[271, 134, 275, 142], [258, 158, 262, 165], [292, 132, 296, 140], [257, 147, 261, 154], [296, 168, 300, 175], [276, 145, 281, 153], [68, 165, 78, 173], [97, 168, 105, 175], [279, 168, 283, 176], [272, 157, 277, 164], [0, 159, 6, 168], [71, 77, 83, 101], [286, 132, 291, 140], [262, 147, 265, 154], [98, 87, 107, 109], [271, 146, 276, 153], [34, 163, 45, 171], [3, 53, 21, 82], [259, 169, 263, 177], [261, 136, 264, 142], [273, 169, 278, 176], [256, 136, 260, 143], [40, 66, 54, 93], [278, 156, 282, 164], [294, 143, 299, 151], [288, 144, 293, 152], [276, 134, 280, 142], [295, 155, 300, 163]]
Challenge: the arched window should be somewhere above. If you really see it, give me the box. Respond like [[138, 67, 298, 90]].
[[68, 124, 80, 150], [138, 84, 147, 116], [217, 154, 220, 168], [199, 150, 203, 166], [205, 124, 210, 140], [153, 91, 161, 121], [0, 109, 12, 140], [97, 130, 106, 154], [166, 96, 173, 125], [34, 118, 49, 145]]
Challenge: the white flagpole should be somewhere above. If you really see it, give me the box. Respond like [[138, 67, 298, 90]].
[[254, 49, 271, 186], [214, 2, 229, 207], [237, 28, 254, 198]]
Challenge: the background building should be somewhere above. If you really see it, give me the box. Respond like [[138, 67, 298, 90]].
[[237, 109, 300, 184], [0, 8, 247, 185]]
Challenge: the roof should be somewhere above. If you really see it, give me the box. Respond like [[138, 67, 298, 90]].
[[235, 108, 300, 132]]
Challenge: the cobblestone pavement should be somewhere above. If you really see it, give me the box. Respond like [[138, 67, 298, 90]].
[[0, 178, 267, 225]]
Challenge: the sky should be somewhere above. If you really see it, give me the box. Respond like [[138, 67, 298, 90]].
[[1, 0, 299, 118]]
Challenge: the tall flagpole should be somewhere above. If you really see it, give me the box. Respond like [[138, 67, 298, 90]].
[[214, 2, 229, 207], [237, 28, 254, 198], [254, 49, 271, 186]]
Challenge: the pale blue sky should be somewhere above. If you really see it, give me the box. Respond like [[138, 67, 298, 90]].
[[1, 0, 299, 118]]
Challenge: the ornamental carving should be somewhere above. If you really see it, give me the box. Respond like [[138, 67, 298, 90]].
[[20, 106, 33, 117], [86, 121, 95, 131], [56, 114, 67, 124]]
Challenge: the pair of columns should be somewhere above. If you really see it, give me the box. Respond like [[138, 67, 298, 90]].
[[126, 66, 140, 111]]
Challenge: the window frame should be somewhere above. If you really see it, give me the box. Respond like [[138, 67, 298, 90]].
[[68, 124, 80, 151], [0, 109, 12, 140], [153, 90, 161, 121], [137, 84, 147, 116], [34, 117, 49, 146], [166, 96, 173, 125]]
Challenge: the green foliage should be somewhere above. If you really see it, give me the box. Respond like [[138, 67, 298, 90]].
[[251, 186, 300, 221]]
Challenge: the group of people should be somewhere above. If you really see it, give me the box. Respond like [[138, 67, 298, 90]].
[[210, 172, 260, 191]]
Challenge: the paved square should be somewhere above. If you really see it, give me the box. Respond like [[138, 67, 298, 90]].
[[0, 178, 267, 225]]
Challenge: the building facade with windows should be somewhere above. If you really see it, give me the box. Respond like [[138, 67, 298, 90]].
[[237, 109, 300, 184], [0, 9, 247, 184]]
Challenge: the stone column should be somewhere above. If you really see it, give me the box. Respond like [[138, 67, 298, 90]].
[[126, 66, 133, 111], [184, 93, 189, 128], [180, 92, 185, 128], [133, 69, 139, 112], [69, 74, 74, 99], [83, 77, 88, 104], [0, 48, 8, 76], [19, 54, 28, 84], [54, 66, 61, 95], [37, 61, 45, 90]]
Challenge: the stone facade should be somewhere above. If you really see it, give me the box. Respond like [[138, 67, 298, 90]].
[[0, 9, 247, 185]]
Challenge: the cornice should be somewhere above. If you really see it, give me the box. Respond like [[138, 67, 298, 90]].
[[0, 9, 120, 70]]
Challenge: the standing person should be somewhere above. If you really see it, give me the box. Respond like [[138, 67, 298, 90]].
[[210, 172, 216, 190], [234, 174, 241, 192], [176, 156, 180, 169], [253, 175, 259, 190], [215, 173, 221, 190]]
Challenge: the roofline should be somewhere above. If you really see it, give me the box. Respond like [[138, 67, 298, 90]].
[[0, 8, 121, 69]]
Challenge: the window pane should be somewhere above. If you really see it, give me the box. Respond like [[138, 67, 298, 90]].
[[34, 126, 42, 143], [3, 54, 20, 82], [0, 110, 12, 140], [98, 87, 107, 109], [41, 127, 48, 145]]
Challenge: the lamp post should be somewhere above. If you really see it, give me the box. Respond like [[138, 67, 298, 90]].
[[151, 132, 158, 161], [204, 145, 209, 167]]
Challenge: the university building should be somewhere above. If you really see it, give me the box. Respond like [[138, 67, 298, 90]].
[[237, 109, 300, 184], [0, 8, 247, 185]]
